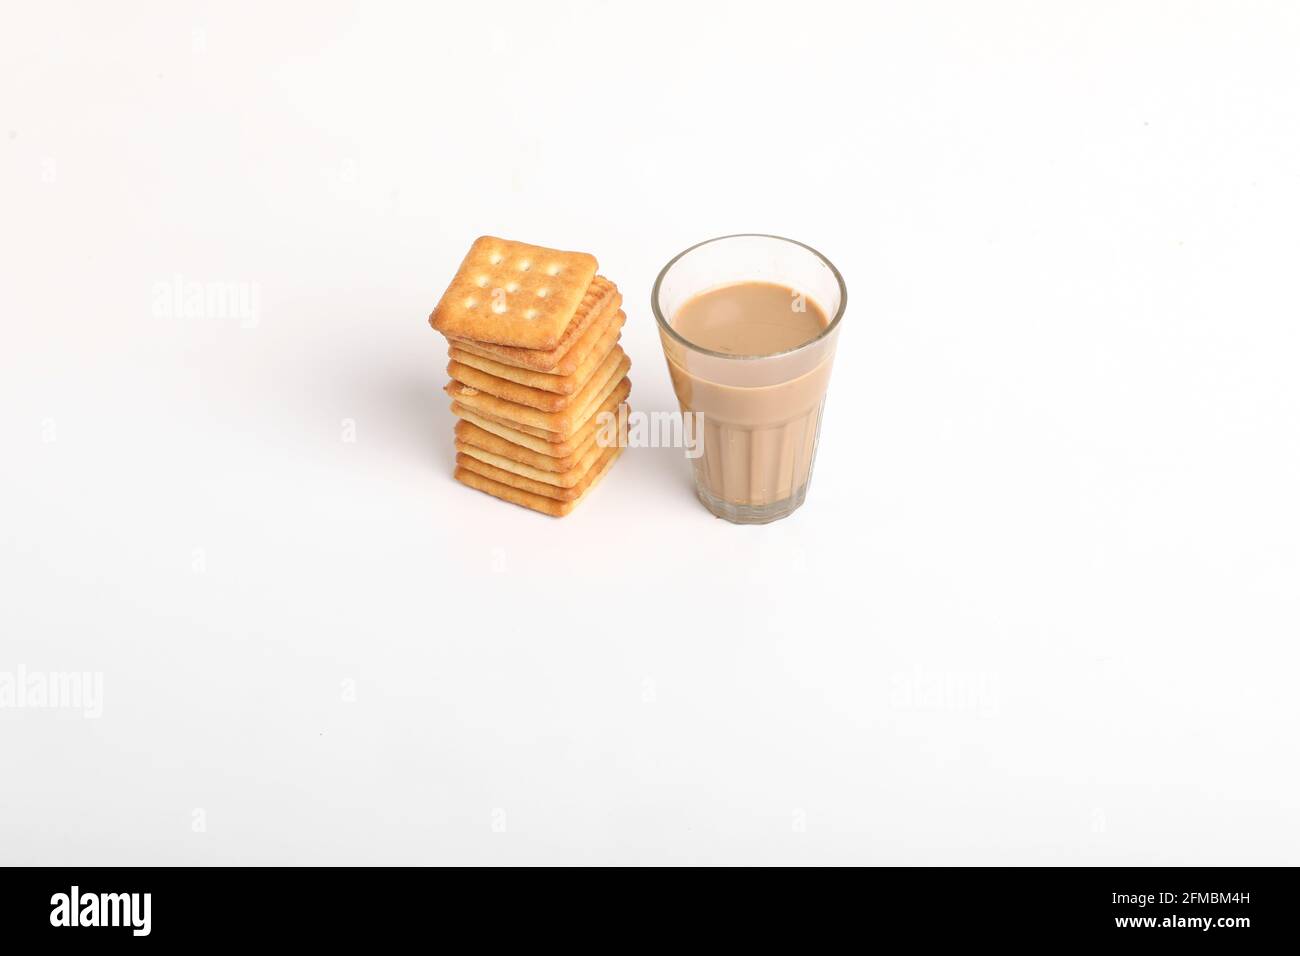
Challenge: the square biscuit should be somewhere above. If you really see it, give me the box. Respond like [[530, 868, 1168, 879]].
[[455, 437, 606, 492], [429, 236, 598, 350], [446, 318, 621, 412], [454, 405, 623, 489], [446, 280, 620, 371], [444, 348, 629, 440], [454, 420, 600, 473], [448, 311, 625, 395], [453, 402, 564, 448], [447, 358, 570, 413], [451, 376, 632, 456], [453, 445, 623, 517]]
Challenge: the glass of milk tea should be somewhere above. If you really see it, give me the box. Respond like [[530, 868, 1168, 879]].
[[652, 234, 846, 523]]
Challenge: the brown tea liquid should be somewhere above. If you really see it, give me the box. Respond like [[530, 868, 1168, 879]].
[[669, 282, 832, 512]]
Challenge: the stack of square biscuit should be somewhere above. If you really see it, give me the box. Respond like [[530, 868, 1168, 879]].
[[428, 236, 631, 517]]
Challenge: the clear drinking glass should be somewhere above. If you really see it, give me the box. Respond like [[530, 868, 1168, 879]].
[[651, 234, 847, 524]]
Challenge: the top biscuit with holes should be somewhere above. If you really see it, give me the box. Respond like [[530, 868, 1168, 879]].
[[429, 236, 599, 350]]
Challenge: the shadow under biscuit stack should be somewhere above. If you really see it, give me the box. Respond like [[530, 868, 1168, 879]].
[[428, 236, 631, 516]]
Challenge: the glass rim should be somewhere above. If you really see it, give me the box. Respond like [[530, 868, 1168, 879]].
[[650, 233, 848, 361]]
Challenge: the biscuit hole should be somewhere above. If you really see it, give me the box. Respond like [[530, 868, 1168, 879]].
[[489, 253, 503, 265], [506, 282, 519, 293], [519, 260, 531, 272], [546, 264, 560, 276], [525, 308, 538, 320], [464, 298, 478, 308], [476, 276, 488, 287], [537, 288, 549, 298]]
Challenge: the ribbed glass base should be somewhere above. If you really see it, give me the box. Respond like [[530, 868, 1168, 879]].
[[694, 482, 809, 524]]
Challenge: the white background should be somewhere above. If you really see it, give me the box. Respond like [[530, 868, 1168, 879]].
[[2, 1, 1298, 865]]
